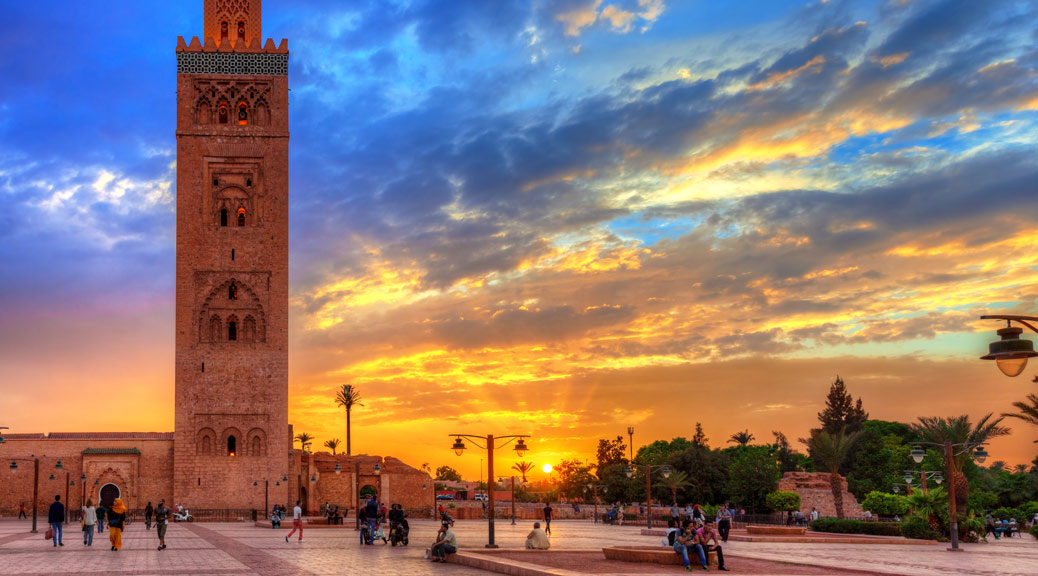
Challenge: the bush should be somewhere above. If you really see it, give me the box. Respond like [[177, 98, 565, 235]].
[[1030, 523, 1038, 541], [900, 516, 940, 541], [765, 491, 801, 512], [861, 491, 909, 516], [1019, 501, 1038, 518], [810, 518, 902, 536]]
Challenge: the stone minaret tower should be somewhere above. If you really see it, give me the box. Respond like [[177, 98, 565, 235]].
[[173, 0, 290, 508]]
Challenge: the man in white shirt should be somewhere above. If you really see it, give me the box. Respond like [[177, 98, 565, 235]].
[[284, 500, 304, 543]]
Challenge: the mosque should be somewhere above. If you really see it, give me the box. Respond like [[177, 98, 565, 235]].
[[0, 0, 432, 518]]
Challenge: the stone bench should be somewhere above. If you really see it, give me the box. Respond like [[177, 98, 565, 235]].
[[602, 546, 717, 566], [746, 525, 807, 535]]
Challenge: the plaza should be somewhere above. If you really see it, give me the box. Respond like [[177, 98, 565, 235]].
[[0, 518, 1035, 576]]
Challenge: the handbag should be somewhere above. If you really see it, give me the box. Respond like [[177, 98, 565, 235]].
[[45, 528, 53, 540]]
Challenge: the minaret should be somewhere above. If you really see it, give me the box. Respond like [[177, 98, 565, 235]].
[[173, 0, 290, 509]]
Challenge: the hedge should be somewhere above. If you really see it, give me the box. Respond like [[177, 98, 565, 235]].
[[900, 516, 939, 541], [810, 518, 903, 537], [1031, 523, 1038, 541]]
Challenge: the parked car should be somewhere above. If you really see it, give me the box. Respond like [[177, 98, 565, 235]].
[[435, 494, 455, 500], [473, 493, 488, 502]]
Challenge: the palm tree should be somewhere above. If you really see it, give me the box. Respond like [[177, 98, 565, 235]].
[[295, 432, 314, 451], [727, 430, 755, 445], [334, 384, 364, 455], [324, 438, 341, 455], [906, 486, 947, 531], [1002, 393, 1038, 432], [807, 429, 861, 518], [658, 470, 691, 505], [512, 461, 534, 483], [910, 414, 1010, 515]]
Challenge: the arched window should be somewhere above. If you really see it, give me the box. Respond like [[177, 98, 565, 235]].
[[221, 21, 229, 40], [218, 104, 229, 124], [209, 315, 222, 342], [227, 435, 237, 456], [228, 319, 238, 341], [244, 316, 256, 342], [237, 208, 246, 227], [228, 283, 238, 300], [251, 436, 261, 456], [238, 102, 248, 126], [201, 436, 212, 456], [238, 21, 246, 41], [220, 208, 228, 227]]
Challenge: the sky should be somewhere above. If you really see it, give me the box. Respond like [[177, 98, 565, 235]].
[[2, 0, 1038, 482]]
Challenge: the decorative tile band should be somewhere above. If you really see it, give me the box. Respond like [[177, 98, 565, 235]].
[[178, 52, 288, 76]]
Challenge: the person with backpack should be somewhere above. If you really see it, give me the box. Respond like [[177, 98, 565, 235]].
[[674, 519, 705, 571], [96, 504, 107, 534]]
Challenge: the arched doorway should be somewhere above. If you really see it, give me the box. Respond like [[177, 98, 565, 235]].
[[359, 484, 378, 500], [99, 483, 121, 508]]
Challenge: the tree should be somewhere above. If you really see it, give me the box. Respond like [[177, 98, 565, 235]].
[[420, 463, 432, 475], [595, 436, 628, 470], [636, 438, 693, 465], [1002, 393, 1038, 433], [294, 432, 314, 449], [512, 461, 534, 483], [817, 375, 868, 434], [692, 423, 709, 448], [807, 429, 862, 518], [728, 430, 755, 446], [765, 491, 801, 512], [773, 431, 807, 473], [910, 414, 1011, 516], [323, 438, 341, 455], [727, 446, 780, 513], [435, 465, 462, 482], [860, 491, 909, 516], [333, 384, 364, 455], [555, 459, 597, 500], [658, 470, 691, 505]]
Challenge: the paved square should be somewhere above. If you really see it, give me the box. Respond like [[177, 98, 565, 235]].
[[1, 519, 1036, 575]]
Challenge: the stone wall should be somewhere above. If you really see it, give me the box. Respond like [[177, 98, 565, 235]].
[[0, 433, 174, 516], [776, 471, 864, 518]]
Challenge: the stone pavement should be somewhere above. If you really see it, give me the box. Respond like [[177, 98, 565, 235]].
[[0, 518, 1035, 575]]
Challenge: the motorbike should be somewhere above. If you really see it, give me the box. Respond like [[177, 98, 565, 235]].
[[173, 509, 194, 523], [389, 520, 409, 546]]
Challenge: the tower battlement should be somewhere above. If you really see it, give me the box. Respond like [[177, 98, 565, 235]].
[[177, 36, 288, 54]]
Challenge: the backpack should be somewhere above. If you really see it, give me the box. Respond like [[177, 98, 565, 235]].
[[667, 529, 678, 546]]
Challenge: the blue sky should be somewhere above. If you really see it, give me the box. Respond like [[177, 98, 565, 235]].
[[2, 0, 1038, 474]]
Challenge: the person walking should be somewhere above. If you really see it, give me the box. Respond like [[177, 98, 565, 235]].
[[543, 502, 553, 535], [48, 495, 65, 547], [81, 499, 97, 546], [155, 499, 170, 550], [284, 500, 304, 543], [18, 503, 27, 519], [144, 501, 153, 530], [716, 504, 732, 543], [107, 498, 127, 551], [364, 496, 379, 544], [96, 503, 107, 534]]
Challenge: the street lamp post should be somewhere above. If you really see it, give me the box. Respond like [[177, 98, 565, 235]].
[[627, 427, 635, 462], [902, 469, 943, 494], [625, 464, 671, 529], [498, 475, 518, 525], [978, 315, 1038, 377], [909, 442, 988, 551], [449, 433, 530, 548], [8, 456, 64, 533], [585, 483, 607, 523]]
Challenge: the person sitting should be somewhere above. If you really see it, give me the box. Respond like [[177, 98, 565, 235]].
[[674, 519, 706, 571], [526, 522, 550, 549], [430, 521, 457, 562], [695, 520, 730, 571]]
